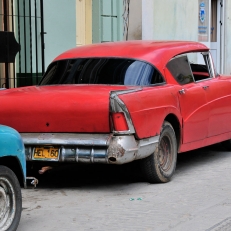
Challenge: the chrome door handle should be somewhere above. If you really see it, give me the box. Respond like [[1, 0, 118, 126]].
[[202, 86, 209, 90], [179, 89, 185, 95]]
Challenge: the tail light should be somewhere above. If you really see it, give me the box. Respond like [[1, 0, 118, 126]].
[[110, 90, 137, 134], [111, 112, 129, 131]]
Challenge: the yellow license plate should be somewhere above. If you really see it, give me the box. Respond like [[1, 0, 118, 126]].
[[33, 147, 59, 160]]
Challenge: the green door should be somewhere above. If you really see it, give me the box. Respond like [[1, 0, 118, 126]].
[[92, 0, 123, 43]]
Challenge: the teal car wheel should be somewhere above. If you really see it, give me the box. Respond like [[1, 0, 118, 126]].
[[0, 165, 22, 231]]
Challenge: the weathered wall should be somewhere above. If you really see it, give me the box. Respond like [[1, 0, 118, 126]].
[[142, 0, 154, 40], [152, 0, 198, 41], [127, 0, 142, 40], [224, 1, 231, 75], [44, 0, 76, 67]]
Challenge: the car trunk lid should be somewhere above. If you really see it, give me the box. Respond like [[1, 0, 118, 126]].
[[0, 85, 135, 133]]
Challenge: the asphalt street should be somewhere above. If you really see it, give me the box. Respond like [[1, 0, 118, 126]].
[[18, 143, 231, 231]]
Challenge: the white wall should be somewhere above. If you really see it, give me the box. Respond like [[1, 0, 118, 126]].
[[142, 0, 154, 40], [142, 0, 198, 41], [43, 0, 76, 67], [224, 1, 231, 75]]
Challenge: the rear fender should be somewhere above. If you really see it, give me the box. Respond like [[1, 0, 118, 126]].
[[117, 86, 182, 139], [110, 89, 142, 135]]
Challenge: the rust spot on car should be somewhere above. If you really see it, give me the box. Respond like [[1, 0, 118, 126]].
[[108, 138, 125, 160]]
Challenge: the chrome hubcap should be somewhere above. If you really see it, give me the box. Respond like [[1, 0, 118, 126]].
[[158, 135, 173, 172], [0, 178, 16, 231]]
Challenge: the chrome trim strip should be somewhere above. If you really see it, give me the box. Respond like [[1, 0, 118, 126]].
[[21, 133, 112, 146], [198, 51, 215, 78], [208, 52, 215, 77], [111, 88, 142, 96]]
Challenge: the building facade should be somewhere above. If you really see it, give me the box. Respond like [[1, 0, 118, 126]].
[[142, 0, 231, 75], [0, 0, 76, 88], [77, 0, 231, 75], [0, 0, 230, 89]]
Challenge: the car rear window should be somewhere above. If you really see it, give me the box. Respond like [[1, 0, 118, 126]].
[[40, 58, 164, 86]]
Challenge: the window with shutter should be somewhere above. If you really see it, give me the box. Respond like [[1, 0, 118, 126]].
[[92, 0, 123, 43]]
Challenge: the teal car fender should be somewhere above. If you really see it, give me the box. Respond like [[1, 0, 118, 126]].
[[0, 125, 26, 185], [0, 125, 26, 231]]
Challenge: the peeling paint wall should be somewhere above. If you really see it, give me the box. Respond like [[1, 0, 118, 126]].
[[127, 0, 142, 40]]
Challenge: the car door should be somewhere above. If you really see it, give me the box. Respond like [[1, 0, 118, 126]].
[[203, 77, 231, 137], [189, 52, 231, 137], [166, 55, 209, 144]]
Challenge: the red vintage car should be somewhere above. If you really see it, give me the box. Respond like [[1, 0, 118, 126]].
[[0, 41, 231, 183]]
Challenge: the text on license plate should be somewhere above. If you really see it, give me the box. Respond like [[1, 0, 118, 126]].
[[33, 147, 59, 160]]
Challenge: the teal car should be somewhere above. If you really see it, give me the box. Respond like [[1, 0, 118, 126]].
[[0, 125, 27, 231]]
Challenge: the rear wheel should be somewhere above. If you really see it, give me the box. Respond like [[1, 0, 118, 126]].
[[140, 121, 177, 183], [0, 165, 22, 231]]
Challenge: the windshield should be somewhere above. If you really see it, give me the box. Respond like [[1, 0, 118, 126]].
[[40, 58, 164, 86]]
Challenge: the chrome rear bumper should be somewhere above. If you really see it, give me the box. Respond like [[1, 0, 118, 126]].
[[21, 133, 159, 164]]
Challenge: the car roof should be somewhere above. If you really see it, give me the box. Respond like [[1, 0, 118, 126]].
[[54, 40, 208, 70]]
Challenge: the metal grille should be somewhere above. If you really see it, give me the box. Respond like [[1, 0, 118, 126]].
[[0, 0, 45, 88]]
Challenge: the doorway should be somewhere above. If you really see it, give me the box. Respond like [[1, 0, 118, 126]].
[[198, 0, 224, 74], [210, 0, 224, 74]]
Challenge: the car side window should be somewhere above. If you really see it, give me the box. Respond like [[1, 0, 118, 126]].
[[166, 55, 194, 85], [188, 52, 213, 81]]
